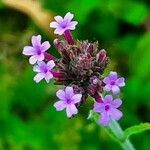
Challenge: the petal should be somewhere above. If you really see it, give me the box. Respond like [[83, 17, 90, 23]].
[[113, 99, 122, 108], [45, 72, 53, 83], [112, 85, 120, 94], [50, 21, 59, 28], [41, 41, 50, 52], [116, 77, 125, 87], [56, 89, 66, 100], [54, 100, 66, 111], [66, 104, 78, 118], [103, 77, 110, 84], [71, 94, 82, 103], [32, 35, 41, 47], [67, 21, 78, 30], [54, 16, 63, 23], [93, 102, 105, 113], [65, 87, 74, 99], [64, 12, 74, 22], [33, 65, 41, 73], [23, 46, 36, 56], [103, 84, 111, 91], [110, 108, 123, 120], [109, 71, 117, 80], [29, 55, 38, 64], [38, 54, 45, 61], [99, 112, 110, 126], [33, 73, 45, 83], [54, 27, 65, 35], [104, 95, 113, 103], [47, 60, 55, 70]]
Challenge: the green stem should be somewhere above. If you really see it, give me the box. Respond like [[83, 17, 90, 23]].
[[108, 119, 135, 150], [91, 113, 135, 150]]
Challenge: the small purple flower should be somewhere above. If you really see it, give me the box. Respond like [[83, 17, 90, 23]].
[[50, 12, 78, 35], [103, 72, 125, 94], [33, 60, 55, 83], [93, 95, 123, 126], [23, 35, 50, 64], [54, 86, 82, 117]]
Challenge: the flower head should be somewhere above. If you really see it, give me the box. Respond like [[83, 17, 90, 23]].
[[23, 35, 50, 64], [33, 60, 55, 83], [50, 12, 78, 35], [103, 72, 125, 94], [93, 95, 123, 126], [54, 86, 82, 117]]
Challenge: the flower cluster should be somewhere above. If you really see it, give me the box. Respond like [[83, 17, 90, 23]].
[[22, 12, 125, 126]]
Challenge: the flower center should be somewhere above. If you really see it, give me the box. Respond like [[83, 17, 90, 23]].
[[105, 104, 110, 111], [110, 81, 115, 85], [61, 21, 67, 28], [66, 99, 72, 104]]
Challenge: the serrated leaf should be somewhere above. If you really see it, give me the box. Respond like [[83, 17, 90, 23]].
[[124, 123, 150, 140]]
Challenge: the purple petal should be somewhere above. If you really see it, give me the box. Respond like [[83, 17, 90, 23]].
[[65, 87, 74, 99], [47, 60, 55, 70], [99, 112, 110, 126], [67, 21, 78, 30], [113, 99, 122, 108], [33, 65, 41, 72], [29, 55, 38, 64], [104, 95, 113, 103], [64, 12, 74, 22], [71, 94, 82, 103], [103, 77, 110, 84], [23, 46, 35, 56], [54, 27, 65, 35], [50, 21, 59, 28], [93, 102, 105, 113], [54, 16, 63, 23], [56, 89, 66, 100], [54, 100, 66, 111], [110, 108, 123, 120], [41, 41, 50, 52], [66, 104, 78, 117], [112, 85, 120, 94], [109, 72, 117, 81], [33, 73, 45, 83], [116, 77, 125, 87], [45, 72, 53, 83], [32, 35, 41, 47], [103, 84, 111, 91]]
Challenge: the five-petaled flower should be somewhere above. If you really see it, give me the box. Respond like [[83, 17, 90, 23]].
[[103, 72, 125, 94], [33, 60, 55, 83], [54, 87, 82, 117], [93, 95, 123, 126], [50, 12, 78, 35], [23, 35, 50, 64]]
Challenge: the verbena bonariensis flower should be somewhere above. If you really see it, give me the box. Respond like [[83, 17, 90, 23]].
[[103, 72, 125, 94], [22, 12, 125, 126], [54, 86, 82, 117], [23, 35, 51, 64], [33, 61, 55, 83], [93, 95, 122, 126]]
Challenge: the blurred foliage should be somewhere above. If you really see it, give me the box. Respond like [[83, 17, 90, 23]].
[[0, 0, 150, 149]]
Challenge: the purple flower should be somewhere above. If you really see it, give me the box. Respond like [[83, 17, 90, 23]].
[[50, 12, 78, 35], [103, 72, 125, 94], [93, 95, 123, 126], [54, 86, 82, 117], [23, 35, 50, 64], [33, 60, 55, 83]]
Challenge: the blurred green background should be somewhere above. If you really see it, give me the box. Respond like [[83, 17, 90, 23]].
[[0, 0, 150, 149]]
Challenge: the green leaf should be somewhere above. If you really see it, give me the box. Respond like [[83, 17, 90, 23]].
[[124, 123, 150, 140]]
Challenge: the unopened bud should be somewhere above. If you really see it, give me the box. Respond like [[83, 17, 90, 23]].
[[96, 49, 106, 62]]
